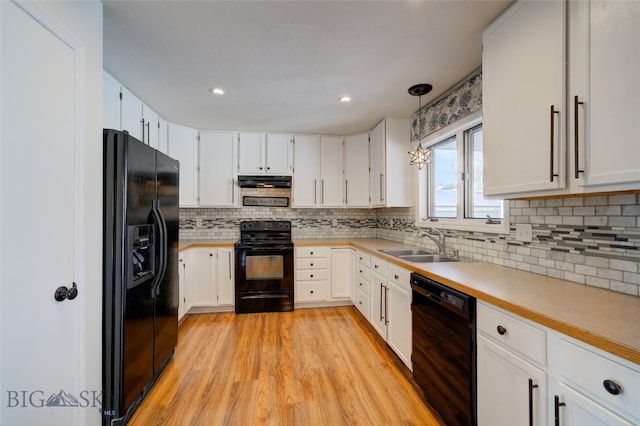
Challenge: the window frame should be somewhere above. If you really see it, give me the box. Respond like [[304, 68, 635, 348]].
[[415, 111, 510, 234]]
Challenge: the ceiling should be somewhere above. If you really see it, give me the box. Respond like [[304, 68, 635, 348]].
[[103, 0, 512, 136]]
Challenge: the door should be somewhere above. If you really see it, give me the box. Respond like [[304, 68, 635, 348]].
[[120, 86, 144, 141], [369, 272, 387, 339], [265, 133, 292, 175], [190, 249, 217, 307], [344, 133, 370, 207], [1, 2, 87, 424], [199, 131, 237, 207], [216, 248, 234, 306], [292, 135, 320, 207], [238, 132, 264, 174], [369, 121, 386, 206], [319, 136, 344, 207], [387, 282, 412, 369], [103, 71, 121, 130], [330, 248, 354, 299]]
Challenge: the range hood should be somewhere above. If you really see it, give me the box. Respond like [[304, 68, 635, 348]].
[[237, 175, 292, 188]]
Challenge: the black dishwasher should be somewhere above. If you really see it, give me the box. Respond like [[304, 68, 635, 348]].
[[411, 272, 476, 426]]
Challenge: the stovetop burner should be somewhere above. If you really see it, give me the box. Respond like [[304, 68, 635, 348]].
[[236, 220, 292, 246]]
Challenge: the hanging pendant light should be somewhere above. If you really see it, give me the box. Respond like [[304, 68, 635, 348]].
[[408, 83, 433, 170]]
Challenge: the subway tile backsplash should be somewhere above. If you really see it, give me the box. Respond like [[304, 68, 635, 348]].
[[181, 193, 640, 296]]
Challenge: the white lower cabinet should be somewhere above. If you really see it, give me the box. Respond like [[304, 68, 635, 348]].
[[478, 335, 547, 425], [182, 247, 234, 313], [331, 248, 354, 299], [478, 301, 640, 426], [386, 279, 412, 369], [178, 250, 191, 321], [295, 247, 329, 303], [354, 251, 372, 321]]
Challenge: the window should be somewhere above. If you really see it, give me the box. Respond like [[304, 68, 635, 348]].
[[416, 112, 509, 233]]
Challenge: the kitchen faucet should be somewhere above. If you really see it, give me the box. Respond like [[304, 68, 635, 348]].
[[418, 228, 447, 255]]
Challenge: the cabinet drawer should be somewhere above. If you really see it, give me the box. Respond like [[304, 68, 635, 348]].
[[295, 258, 328, 270], [296, 282, 326, 302], [387, 264, 410, 292], [356, 251, 371, 268], [295, 269, 327, 281], [371, 257, 387, 276], [552, 336, 640, 420], [355, 276, 370, 296], [477, 302, 547, 365], [354, 288, 370, 320], [355, 265, 370, 282], [295, 247, 327, 258]]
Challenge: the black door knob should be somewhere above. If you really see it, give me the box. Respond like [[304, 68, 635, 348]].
[[54, 282, 78, 302]]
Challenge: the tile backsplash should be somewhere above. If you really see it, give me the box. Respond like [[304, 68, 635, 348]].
[[181, 192, 640, 296]]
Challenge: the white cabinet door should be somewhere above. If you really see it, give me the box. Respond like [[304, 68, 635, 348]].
[[1, 2, 101, 424], [483, 0, 567, 197], [190, 249, 217, 307], [158, 117, 168, 154], [178, 251, 191, 320], [550, 380, 633, 426], [216, 248, 234, 306], [571, 1, 640, 189], [292, 135, 320, 207], [199, 131, 237, 207], [265, 133, 292, 175], [478, 335, 547, 426], [387, 282, 412, 369], [369, 120, 386, 207], [168, 122, 198, 207], [320, 136, 344, 207], [238, 132, 264, 174], [330, 248, 354, 299], [142, 104, 159, 149], [120, 85, 144, 141], [103, 71, 121, 130], [344, 133, 370, 207], [369, 272, 388, 339]]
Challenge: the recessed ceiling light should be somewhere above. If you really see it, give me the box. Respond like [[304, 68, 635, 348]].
[[339, 96, 351, 103], [209, 87, 225, 96]]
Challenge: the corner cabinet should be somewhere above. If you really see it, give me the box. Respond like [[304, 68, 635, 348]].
[[319, 136, 345, 207], [344, 133, 370, 207], [369, 118, 413, 207], [168, 123, 199, 207], [294, 246, 353, 305], [478, 301, 640, 426], [483, 0, 640, 198], [199, 131, 238, 207], [238, 132, 293, 175], [292, 135, 321, 207]]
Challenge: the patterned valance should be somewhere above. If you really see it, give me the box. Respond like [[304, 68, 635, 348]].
[[410, 68, 482, 142]]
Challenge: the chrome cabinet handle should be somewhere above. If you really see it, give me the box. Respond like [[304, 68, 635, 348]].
[[550, 105, 560, 182], [384, 286, 389, 325], [574, 95, 585, 179], [345, 180, 348, 204], [379, 173, 384, 202], [379, 283, 384, 321], [313, 179, 317, 204]]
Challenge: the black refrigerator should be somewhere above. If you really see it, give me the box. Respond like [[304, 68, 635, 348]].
[[102, 129, 179, 425]]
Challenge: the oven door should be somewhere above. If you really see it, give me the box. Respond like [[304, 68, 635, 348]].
[[234, 244, 294, 313]]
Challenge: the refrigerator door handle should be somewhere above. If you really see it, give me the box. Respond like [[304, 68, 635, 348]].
[[150, 201, 168, 296]]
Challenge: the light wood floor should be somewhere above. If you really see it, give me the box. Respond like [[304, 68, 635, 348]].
[[129, 306, 443, 425]]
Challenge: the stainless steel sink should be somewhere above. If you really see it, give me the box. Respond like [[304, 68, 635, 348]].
[[379, 249, 460, 263], [397, 254, 460, 263], [379, 248, 432, 256]]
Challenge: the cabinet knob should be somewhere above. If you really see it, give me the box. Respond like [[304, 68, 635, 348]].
[[310, 263, 314, 267], [374, 265, 379, 269], [496, 325, 507, 335], [359, 282, 363, 286], [310, 290, 314, 294], [603, 379, 623, 395], [310, 274, 314, 278], [310, 251, 314, 255], [209, 253, 213, 257], [394, 274, 399, 280]]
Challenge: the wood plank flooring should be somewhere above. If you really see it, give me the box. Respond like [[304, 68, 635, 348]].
[[129, 306, 443, 425]]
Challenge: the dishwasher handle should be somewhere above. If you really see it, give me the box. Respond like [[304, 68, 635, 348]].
[[411, 284, 441, 303]]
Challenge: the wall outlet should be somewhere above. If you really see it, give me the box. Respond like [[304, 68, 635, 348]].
[[332, 218, 338, 227], [515, 223, 533, 243]]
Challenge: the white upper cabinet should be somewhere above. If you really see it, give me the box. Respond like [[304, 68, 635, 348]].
[[319, 136, 345, 207], [158, 117, 168, 154], [238, 132, 292, 175], [483, 0, 567, 197], [483, 0, 640, 198], [292, 135, 321, 207], [369, 118, 413, 207], [344, 133, 370, 207], [199, 131, 238, 207], [570, 0, 640, 190], [265, 133, 293, 175], [120, 85, 145, 142], [103, 71, 121, 130], [142, 104, 159, 149], [168, 122, 198, 207]]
